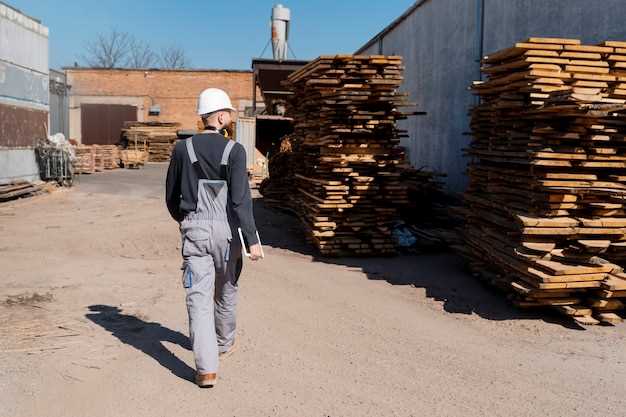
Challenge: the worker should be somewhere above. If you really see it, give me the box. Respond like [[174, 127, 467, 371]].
[[165, 88, 263, 388]]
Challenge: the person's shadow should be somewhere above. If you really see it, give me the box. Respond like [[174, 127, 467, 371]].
[[86, 305, 195, 382]]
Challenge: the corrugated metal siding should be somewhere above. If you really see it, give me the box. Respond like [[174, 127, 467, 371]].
[[236, 116, 256, 169], [0, 149, 40, 183], [357, 0, 626, 192], [359, 0, 476, 192], [0, 61, 48, 106], [0, 3, 49, 74], [482, 0, 626, 55]]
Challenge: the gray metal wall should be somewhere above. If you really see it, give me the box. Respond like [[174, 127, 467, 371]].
[[483, 0, 626, 56], [0, 3, 48, 183], [0, 149, 39, 183], [358, 0, 626, 192], [0, 3, 49, 111], [359, 0, 478, 192]]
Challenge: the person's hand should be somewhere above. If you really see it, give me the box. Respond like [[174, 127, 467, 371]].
[[249, 243, 263, 261]]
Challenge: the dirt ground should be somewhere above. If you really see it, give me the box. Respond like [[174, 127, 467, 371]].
[[1, 164, 625, 417]]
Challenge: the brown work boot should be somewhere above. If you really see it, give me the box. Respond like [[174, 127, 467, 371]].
[[195, 372, 217, 388], [219, 339, 237, 359]]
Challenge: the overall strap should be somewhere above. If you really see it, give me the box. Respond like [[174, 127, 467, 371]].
[[219, 140, 236, 181], [185, 137, 198, 163], [185, 137, 211, 179], [221, 140, 236, 166]]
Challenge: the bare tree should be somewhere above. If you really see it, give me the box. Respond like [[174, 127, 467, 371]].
[[160, 45, 190, 69], [83, 30, 131, 68], [127, 38, 157, 68]]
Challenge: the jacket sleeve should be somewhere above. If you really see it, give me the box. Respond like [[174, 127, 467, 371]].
[[165, 146, 183, 222], [229, 143, 259, 245]]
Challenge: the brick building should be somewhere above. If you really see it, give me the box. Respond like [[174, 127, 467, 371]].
[[65, 68, 256, 144]]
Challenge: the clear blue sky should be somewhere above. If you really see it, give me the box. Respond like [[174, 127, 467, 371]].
[[8, 0, 415, 70]]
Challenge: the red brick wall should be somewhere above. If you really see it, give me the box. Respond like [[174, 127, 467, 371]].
[[66, 69, 256, 129]]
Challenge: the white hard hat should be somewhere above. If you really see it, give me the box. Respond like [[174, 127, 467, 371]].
[[197, 88, 236, 116]]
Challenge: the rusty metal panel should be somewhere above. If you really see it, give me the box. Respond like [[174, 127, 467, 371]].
[[81, 104, 137, 145], [0, 102, 47, 147]]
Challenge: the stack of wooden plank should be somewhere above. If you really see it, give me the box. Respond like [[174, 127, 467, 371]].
[[464, 38, 626, 325], [122, 121, 180, 162], [284, 55, 417, 256], [73, 145, 95, 174], [93, 145, 104, 172], [101, 145, 120, 169], [604, 41, 626, 99], [0, 181, 43, 202]]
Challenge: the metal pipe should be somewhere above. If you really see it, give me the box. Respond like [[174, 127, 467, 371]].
[[252, 72, 257, 114], [476, 0, 485, 81]]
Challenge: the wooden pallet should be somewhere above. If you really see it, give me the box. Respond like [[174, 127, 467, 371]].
[[73, 145, 95, 174], [0, 181, 43, 202], [120, 149, 148, 168]]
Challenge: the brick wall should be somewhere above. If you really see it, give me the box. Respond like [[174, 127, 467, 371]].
[[66, 68, 257, 139]]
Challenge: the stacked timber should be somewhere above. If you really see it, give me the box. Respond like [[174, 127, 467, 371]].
[[604, 41, 626, 99], [101, 145, 120, 169], [464, 38, 626, 325], [284, 55, 418, 256], [0, 181, 43, 202], [93, 145, 105, 172], [73, 145, 96, 174], [122, 121, 180, 162]]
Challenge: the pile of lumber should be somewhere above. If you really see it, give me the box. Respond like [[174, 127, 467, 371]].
[[463, 38, 626, 325], [284, 54, 418, 256], [101, 145, 120, 169], [73, 145, 95, 174], [0, 181, 43, 202], [122, 121, 180, 162], [93, 145, 105, 172]]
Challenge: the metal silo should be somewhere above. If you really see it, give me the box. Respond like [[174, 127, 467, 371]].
[[271, 4, 290, 61]]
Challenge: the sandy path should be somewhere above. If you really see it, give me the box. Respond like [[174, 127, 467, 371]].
[[1, 164, 624, 417]]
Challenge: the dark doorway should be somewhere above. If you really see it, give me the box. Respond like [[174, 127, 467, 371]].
[[81, 104, 137, 145], [256, 116, 293, 158]]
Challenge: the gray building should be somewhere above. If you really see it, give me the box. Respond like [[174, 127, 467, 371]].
[[357, 0, 626, 192], [0, 2, 49, 183]]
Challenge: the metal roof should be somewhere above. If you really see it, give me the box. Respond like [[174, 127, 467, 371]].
[[62, 67, 252, 73], [0, 1, 41, 24]]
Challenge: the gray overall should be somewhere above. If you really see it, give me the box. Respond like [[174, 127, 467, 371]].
[[180, 137, 242, 374]]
